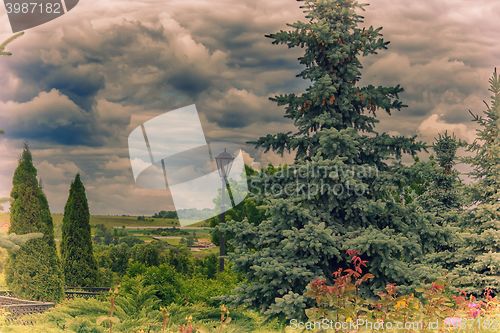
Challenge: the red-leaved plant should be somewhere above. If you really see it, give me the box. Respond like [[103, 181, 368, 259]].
[[305, 250, 374, 323]]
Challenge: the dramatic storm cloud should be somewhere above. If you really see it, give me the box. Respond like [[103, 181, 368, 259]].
[[0, 0, 497, 214]]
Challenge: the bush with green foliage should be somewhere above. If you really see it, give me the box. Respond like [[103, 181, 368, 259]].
[[126, 263, 184, 305], [113, 276, 162, 331], [181, 271, 239, 306], [195, 254, 219, 279], [125, 262, 239, 307], [93, 224, 114, 245], [61, 174, 98, 287], [130, 242, 162, 267], [117, 235, 144, 247], [162, 246, 195, 275], [3, 297, 285, 333], [5, 145, 64, 302], [108, 243, 131, 275], [94, 243, 131, 279], [94, 239, 199, 287]]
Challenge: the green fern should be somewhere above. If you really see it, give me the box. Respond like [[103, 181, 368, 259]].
[[0, 232, 43, 252], [114, 276, 161, 331]]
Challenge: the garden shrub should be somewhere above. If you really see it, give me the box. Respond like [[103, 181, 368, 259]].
[[127, 263, 184, 305], [181, 271, 239, 306]]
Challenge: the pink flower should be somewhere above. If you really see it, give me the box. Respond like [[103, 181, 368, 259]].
[[468, 302, 480, 309], [469, 309, 481, 318], [467, 302, 482, 318]]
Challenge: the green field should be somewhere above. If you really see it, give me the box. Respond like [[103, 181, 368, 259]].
[[2, 212, 209, 234], [0, 212, 216, 254], [55, 214, 180, 238]]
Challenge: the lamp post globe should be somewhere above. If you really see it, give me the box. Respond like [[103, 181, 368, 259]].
[[215, 148, 234, 180]]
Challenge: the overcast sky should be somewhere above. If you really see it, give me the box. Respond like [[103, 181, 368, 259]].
[[0, 0, 498, 214]]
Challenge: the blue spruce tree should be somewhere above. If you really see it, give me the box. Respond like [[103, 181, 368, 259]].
[[450, 69, 500, 293], [226, 0, 443, 319]]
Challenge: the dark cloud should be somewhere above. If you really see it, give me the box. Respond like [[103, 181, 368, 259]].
[[0, 0, 497, 214], [359, 0, 498, 140], [199, 88, 284, 129], [0, 90, 101, 145]]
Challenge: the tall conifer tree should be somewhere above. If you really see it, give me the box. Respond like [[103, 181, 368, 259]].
[[452, 69, 500, 292], [411, 133, 466, 274], [6, 145, 64, 302], [61, 174, 98, 287], [227, 0, 443, 318], [0, 90, 42, 251]]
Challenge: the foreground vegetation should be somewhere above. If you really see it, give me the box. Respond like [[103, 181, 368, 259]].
[[1, 256, 499, 332]]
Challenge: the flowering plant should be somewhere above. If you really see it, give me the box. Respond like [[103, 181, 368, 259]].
[[305, 250, 374, 323], [303, 251, 500, 332]]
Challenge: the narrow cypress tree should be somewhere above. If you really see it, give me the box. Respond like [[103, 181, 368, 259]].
[[61, 174, 98, 287], [1, 112, 43, 251], [6, 145, 64, 302]]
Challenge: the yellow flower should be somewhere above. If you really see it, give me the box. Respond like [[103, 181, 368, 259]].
[[346, 317, 353, 322], [395, 300, 408, 309]]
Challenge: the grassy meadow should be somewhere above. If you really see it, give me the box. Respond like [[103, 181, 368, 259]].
[[1, 212, 209, 238]]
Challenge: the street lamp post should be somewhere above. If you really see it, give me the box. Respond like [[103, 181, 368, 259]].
[[215, 148, 234, 272]]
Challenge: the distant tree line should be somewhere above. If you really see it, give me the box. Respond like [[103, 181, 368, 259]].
[[152, 210, 178, 219]]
